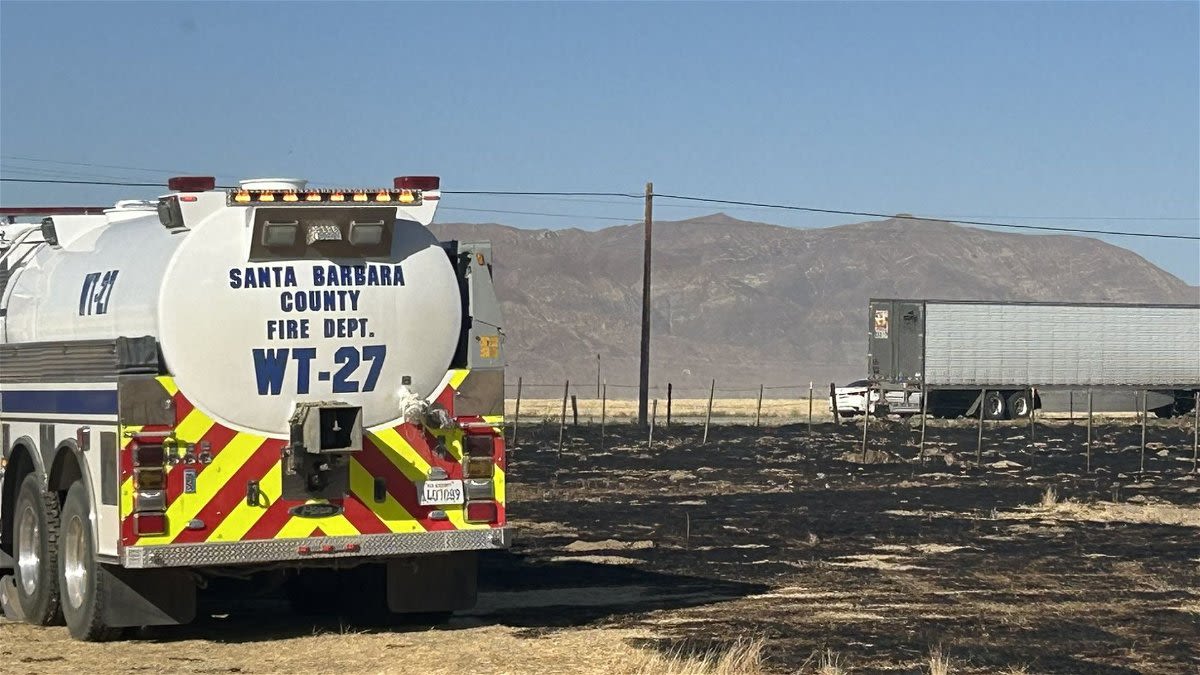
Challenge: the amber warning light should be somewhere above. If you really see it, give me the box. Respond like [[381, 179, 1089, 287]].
[[227, 188, 423, 206]]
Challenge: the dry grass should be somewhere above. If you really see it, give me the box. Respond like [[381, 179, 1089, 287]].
[[815, 648, 847, 674], [1039, 485, 1058, 509], [1027, 487, 1200, 527], [928, 646, 953, 675], [1032, 501, 1200, 527], [629, 637, 766, 675], [0, 620, 766, 675]]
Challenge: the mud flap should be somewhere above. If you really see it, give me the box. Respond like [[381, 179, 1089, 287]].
[[0, 574, 26, 622], [386, 552, 478, 613], [100, 565, 196, 627]]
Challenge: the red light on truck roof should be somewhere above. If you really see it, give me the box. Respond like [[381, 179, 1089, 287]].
[[394, 176, 440, 191], [167, 176, 216, 192]]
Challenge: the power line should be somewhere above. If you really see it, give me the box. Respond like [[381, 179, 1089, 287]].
[[0, 155, 198, 176], [1, 177, 1195, 240], [475, 192, 1200, 222], [444, 190, 644, 199], [439, 206, 633, 222], [1, 163, 153, 184], [1, 177, 183, 188], [650, 193, 1200, 241]]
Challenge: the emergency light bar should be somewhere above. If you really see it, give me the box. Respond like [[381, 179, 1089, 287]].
[[227, 188, 422, 206]]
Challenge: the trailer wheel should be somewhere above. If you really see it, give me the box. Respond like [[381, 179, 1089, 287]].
[[983, 391, 1006, 420], [1007, 391, 1032, 419], [13, 473, 63, 626], [1151, 404, 1180, 419], [58, 482, 120, 641]]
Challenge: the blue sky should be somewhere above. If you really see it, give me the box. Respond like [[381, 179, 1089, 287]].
[[2, 1, 1197, 284]]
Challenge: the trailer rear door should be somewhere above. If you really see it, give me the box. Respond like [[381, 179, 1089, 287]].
[[868, 299, 924, 384]]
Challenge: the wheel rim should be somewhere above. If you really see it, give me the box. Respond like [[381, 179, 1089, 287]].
[[16, 505, 40, 596], [1014, 398, 1029, 417], [987, 397, 1003, 416], [64, 514, 88, 610]]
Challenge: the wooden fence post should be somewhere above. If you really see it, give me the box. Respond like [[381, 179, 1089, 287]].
[[557, 380, 569, 458], [807, 381, 814, 436], [1086, 389, 1093, 474], [511, 376, 523, 447], [1139, 390, 1147, 475], [1193, 391, 1198, 474], [755, 384, 764, 427], [600, 383, 607, 452], [918, 381, 928, 464], [649, 399, 657, 449], [667, 383, 673, 428], [702, 379, 715, 444], [1028, 387, 1037, 446], [830, 382, 839, 424], [976, 388, 986, 466], [860, 386, 870, 462], [571, 394, 579, 429]]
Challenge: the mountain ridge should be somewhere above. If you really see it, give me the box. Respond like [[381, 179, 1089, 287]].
[[430, 214, 1198, 393]]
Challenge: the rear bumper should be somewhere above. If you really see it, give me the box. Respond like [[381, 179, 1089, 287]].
[[121, 527, 510, 569]]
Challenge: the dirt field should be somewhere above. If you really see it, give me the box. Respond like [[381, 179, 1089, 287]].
[[2, 417, 1197, 674]]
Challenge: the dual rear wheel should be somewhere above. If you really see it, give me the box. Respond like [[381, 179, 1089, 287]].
[[13, 474, 117, 640], [982, 390, 1032, 420]]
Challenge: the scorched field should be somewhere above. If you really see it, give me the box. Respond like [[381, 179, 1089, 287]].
[[3, 416, 1198, 674]]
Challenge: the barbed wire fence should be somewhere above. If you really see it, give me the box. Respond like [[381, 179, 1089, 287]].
[[499, 377, 1200, 477]]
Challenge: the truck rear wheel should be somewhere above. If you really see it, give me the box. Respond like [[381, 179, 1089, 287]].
[[1151, 405, 1176, 419], [1007, 391, 1032, 419], [13, 472, 63, 626], [983, 391, 1007, 420], [58, 482, 120, 641]]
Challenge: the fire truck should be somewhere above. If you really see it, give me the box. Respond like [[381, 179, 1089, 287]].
[[0, 176, 507, 640]]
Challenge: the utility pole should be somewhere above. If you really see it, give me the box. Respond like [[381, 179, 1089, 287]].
[[637, 181, 653, 427]]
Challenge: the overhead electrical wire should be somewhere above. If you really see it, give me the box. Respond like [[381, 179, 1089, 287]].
[[1, 176, 1196, 241], [438, 206, 632, 222], [0, 155, 199, 176], [648, 192, 1200, 241]]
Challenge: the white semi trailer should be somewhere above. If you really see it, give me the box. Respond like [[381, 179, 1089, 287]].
[[867, 299, 1200, 419]]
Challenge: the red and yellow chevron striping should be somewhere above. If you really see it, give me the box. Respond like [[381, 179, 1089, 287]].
[[119, 370, 505, 548]]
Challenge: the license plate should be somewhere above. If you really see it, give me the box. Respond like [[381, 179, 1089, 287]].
[[418, 480, 464, 506]]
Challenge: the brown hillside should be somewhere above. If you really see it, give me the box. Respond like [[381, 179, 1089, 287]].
[[431, 215, 1198, 394]]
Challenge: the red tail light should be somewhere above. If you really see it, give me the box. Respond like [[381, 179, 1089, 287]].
[[465, 501, 498, 524], [394, 176, 440, 191], [134, 513, 167, 536]]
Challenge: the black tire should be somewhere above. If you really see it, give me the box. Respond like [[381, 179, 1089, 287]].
[[1151, 405, 1175, 419], [1007, 391, 1032, 420], [58, 482, 120, 641], [983, 391, 1006, 420], [838, 411, 857, 419], [13, 472, 63, 625]]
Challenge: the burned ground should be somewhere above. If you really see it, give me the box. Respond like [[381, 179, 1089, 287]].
[[498, 418, 1199, 673], [2, 417, 1197, 673]]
